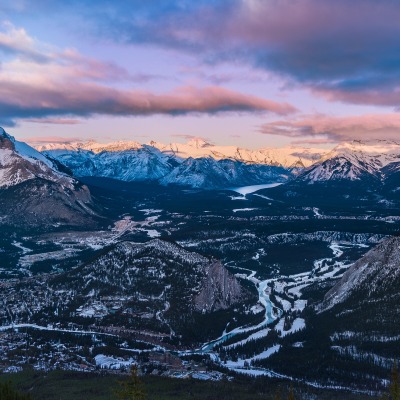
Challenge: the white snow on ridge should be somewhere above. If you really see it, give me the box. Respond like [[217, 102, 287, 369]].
[[14, 138, 53, 168], [37, 138, 326, 168]]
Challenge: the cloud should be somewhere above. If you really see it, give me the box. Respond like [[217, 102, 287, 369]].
[[0, 80, 296, 125], [171, 134, 211, 142], [312, 87, 400, 108], [25, 118, 82, 125], [0, 21, 296, 125], [26, 136, 83, 144], [0, 21, 162, 82], [0, 20, 50, 62], [68, 0, 400, 107], [260, 114, 400, 142], [290, 138, 338, 146]]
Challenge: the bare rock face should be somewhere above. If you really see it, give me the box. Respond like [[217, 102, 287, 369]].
[[194, 261, 248, 312]]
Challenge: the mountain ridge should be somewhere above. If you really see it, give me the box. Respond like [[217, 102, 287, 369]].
[[296, 140, 400, 184], [36, 138, 326, 168], [0, 128, 97, 227]]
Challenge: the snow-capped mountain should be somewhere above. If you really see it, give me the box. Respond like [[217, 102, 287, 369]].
[[149, 138, 325, 168], [39, 140, 290, 189], [297, 140, 400, 184], [0, 127, 68, 188], [43, 145, 178, 182], [36, 139, 143, 154], [34, 136, 400, 188], [159, 157, 288, 189], [37, 138, 326, 168], [0, 128, 96, 227]]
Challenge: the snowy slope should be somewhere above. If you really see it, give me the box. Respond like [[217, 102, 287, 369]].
[[38, 138, 325, 168], [297, 140, 400, 183], [36, 137, 400, 187], [321, 235, 400, 310], [159, 157, 288, 189], [150, 138, 325, 168], [43, 146, 178, 182], [0, 127, 70, 188], [40, 141, 289, 188], [0, 127, 95, 226]]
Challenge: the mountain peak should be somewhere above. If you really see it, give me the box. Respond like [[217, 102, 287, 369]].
[[0, 127, 13, 141], [186, 138, 212, 148]]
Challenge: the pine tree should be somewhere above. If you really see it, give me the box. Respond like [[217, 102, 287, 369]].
[[115, 365, 147, 400], [390, 360, 400, 400], [273, 387, 281, 400], [380, 360, 400, 400], [0, 381, 31, 400], [287, 384, 295, 400]]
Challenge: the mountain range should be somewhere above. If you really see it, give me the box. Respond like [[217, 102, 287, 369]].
[[2, 126, 400, 390], [38, 139, 291, 189], [36, 137, 325, 168], [2, 127, 400, 228], [37, 136, 400, 189]]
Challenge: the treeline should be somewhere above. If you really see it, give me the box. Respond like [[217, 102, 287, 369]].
[[2, 361, 399, 399]]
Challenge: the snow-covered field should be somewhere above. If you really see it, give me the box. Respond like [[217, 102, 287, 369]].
[[94, 354, 134, 370]]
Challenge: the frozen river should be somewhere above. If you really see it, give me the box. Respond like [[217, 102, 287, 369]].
[[229, 183, 282, 197]]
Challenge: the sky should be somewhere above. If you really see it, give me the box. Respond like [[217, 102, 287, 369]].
[[1, 0, 400, 149]]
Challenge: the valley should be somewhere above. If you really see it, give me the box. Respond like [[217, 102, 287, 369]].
[[1, 129, 400, 396]]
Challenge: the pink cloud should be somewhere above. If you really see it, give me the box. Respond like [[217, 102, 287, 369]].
[[0, 80, 297, 122], [107, 1, 400, 107], [0, 21, 48, 62], [26, 136, 83, 144], [290, 138, 338, 145], [313, 87, 400, 108], [171, 134, 210, 141], [25, 118, 82, 125], [260, 114, 400, 142], [0, 22, 297, 124], [0, 22, 161, 84]]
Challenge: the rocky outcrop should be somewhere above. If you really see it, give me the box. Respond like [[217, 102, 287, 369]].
[[194, 261, 248, 312]]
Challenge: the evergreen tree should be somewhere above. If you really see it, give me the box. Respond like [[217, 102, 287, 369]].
[[273, 388, 282, 400], [0, 381, 31, 400], [287, 384, 295, 400], [380, 360, 400, 400], [115, 365, 147, 400], [390, 361, 400, 400]]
